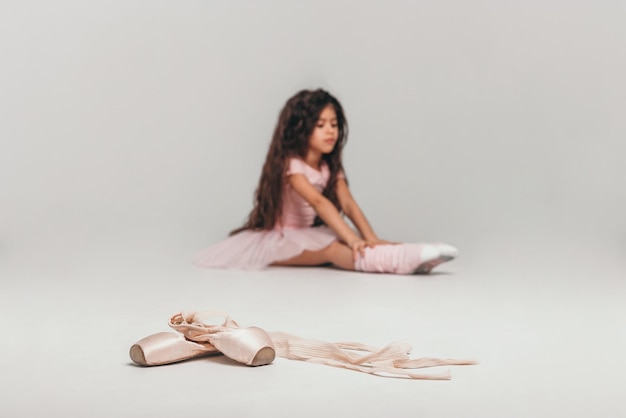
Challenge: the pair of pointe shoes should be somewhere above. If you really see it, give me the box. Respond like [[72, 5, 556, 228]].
[[130, 311, 275, 367], [130, 310, 478, 379]]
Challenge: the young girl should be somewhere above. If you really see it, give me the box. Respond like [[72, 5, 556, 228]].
[[194, 89, 458, 274]]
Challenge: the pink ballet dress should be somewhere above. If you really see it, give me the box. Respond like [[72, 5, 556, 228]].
[[194, 158, 343, 270]]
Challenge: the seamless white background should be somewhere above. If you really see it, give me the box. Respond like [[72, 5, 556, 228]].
[[1, 1, 625, 417]]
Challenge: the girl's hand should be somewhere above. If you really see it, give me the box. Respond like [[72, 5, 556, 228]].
[[364, 238, 397, 247], [350, 238, 398, 262], [348, 239, 368, 261]]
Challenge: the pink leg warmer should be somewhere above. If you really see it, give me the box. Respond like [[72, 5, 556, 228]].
[[354, 243, 458, 274]]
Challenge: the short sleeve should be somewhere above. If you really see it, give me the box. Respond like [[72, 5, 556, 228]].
[[286, 158, 309, 176]]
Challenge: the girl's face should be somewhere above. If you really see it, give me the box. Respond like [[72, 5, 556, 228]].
[[308, 105, 339, 156]]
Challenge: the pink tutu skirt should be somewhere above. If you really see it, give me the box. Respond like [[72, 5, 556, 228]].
[[193, 226, 339, 270]]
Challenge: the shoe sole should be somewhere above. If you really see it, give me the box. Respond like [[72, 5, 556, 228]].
[[249, 346, 276, 366], [414, 255, 454, 274], [130, 344, 149, 365]]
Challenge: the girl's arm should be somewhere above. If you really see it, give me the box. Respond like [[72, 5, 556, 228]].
[[288, 174, 366, 259], [336, 178, 391, 246]]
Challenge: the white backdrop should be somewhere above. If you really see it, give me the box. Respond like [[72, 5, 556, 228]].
[[2, 2, 626, 417]]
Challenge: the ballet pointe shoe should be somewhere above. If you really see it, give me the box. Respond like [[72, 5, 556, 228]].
[[169, 311, 276, 367], [129, 332, 219, 366], [210, 326, 276, 367]]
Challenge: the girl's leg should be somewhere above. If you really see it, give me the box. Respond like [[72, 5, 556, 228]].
[[272, 241, 355, 270], [273, 241, 458, 274]]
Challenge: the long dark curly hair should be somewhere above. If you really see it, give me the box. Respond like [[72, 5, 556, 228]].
[[231, 89, 349, 234]]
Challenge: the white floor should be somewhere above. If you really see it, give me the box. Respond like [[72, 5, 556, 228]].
[[1, 235, 624, 418]]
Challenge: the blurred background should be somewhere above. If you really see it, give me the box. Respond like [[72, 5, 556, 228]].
[[2, 1, 624, 272]]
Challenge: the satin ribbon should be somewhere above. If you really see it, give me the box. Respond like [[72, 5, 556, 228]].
[[169, 310, 477, 380]]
